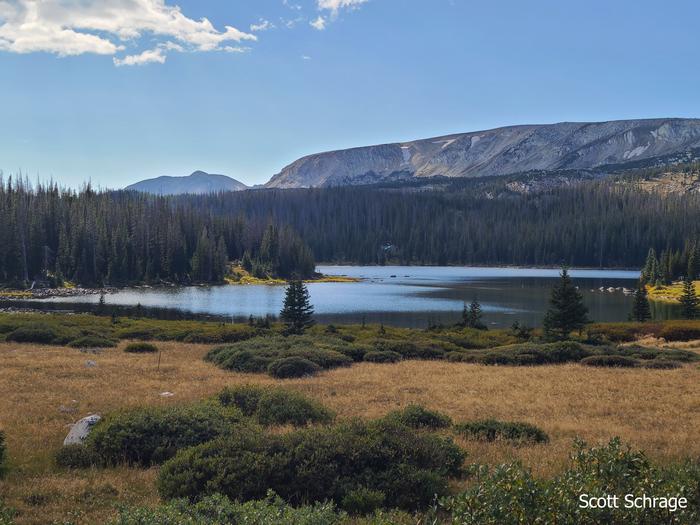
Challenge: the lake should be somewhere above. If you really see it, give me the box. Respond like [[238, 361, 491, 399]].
[[41, 265, 681, 328]]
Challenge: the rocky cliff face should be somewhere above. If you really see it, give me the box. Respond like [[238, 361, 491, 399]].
[[265, 118, 700, 188]]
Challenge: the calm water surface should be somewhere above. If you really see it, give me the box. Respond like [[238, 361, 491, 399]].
[[41, 266, 678, 328]]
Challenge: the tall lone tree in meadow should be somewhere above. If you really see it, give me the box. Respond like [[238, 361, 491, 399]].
[[543, 268, 589, 340], [679, 276, 698, 320], [280, 280, 315, 335], [631, 280, 652, 322]]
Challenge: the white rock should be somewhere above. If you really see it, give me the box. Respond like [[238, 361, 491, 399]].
[[63, 415, 101, 446]]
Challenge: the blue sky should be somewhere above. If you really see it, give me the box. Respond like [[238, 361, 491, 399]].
[[1, 0, 700, 188]]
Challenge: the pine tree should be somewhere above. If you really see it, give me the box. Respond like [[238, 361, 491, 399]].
[[280, 280, 315, 335], [543, 268, 590, 340], [679, 276, 698, 319], [462, 299, 487, 330], [631, 280, 651, 322]]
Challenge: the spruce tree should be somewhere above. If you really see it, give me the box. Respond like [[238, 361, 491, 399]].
[[679, 276, 698, 319], [631, 280, 651, 322], [280, 280, 315, 335], [464, 299, 486, 330], [543, 268, 590, 340]]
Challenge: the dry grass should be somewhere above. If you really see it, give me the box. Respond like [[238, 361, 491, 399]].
[[0, 340, 699, 524]]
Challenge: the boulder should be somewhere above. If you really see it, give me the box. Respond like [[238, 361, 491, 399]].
[[63, 414, 101, 446]]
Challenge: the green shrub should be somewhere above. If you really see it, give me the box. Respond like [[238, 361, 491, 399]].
[[455, 420, 549, 444], [268, 357, 321, 378], [0, 431, 7, 478], [580, 355, 639, 368], [158, 419, 465, 511], [657, 322, 700, 342], [111, 492, 343, 525], [6, 326, 59, 345], [218, 386, 334, 426], [608, 345, 699, 363], [87, 403, 243, 466], [55, 444, 99, 469], [364, 351, 402, 363], [68, 335, 117, 348], [440, 438, 700, 525], [217, 385, 264, 416], [206, 335, 353, 377], [123, 342, 158, 354], [341, 488, 386, 515], [643, 360, 683, 370], [383, 405, 452, 430]]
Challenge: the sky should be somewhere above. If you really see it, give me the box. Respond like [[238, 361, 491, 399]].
[[1, 0, 700, 189]]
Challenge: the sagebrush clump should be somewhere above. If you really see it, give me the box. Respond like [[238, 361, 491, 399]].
[[455, 420, 549, 444]]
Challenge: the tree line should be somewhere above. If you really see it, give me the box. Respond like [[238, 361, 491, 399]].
[[3, 172, 700, 287], [0, 178, 314, 287]]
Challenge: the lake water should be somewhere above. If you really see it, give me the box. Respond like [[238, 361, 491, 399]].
[[41, 265, 680, 328]]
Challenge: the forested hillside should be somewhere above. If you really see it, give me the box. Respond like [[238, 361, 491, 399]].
[[0, 179, 314, 287], [1, 173, 699, 287], [193, 177, 700, 268]]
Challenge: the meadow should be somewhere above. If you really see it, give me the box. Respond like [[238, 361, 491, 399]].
[[0, 314, 698, 523]]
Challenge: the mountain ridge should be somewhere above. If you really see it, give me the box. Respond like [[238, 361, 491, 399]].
[[265, 118, 700, 188], [126, 171, 248, 195]]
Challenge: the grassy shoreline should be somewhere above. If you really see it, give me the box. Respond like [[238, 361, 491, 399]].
[[647, 280, 700, 303]]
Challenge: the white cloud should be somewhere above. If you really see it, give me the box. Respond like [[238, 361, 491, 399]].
[[0, 0, 257, 65], [113, 46, 165, 66], [317, 0, 369, 17], [301, 54, 311, 60], [250, 19, 274, 32], [309, 16, 326, 30]]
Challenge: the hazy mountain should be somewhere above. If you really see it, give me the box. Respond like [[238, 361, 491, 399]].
[[265, 118, 700, 188], [126, 171, 248, 195]]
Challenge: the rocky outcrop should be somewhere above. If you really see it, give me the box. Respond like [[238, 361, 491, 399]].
[[265, 118, 700, 188]]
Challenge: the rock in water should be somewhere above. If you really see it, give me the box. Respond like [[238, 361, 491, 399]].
[[63, 415, 101, 446]]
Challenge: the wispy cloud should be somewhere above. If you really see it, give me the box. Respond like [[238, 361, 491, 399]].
[[0, 0, 256, 65], [250, 19, 275, 32], [318, 0, 369, 17], [310, 16, 326, 31]]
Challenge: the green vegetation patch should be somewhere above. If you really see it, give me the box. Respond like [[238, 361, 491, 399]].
[[454, 420, 549, 444], [206, 335, 354, 377], [218, 385, 335, 426], [440, 438, 700, 525], [83, 403, 244, 467], [157, 418, 466, 512], [580, 355, 639, 368], [67, 335, 117, 348], [0, 431, 7, 478], [382, 405, 452, 430], [123, 342, 158, 354]]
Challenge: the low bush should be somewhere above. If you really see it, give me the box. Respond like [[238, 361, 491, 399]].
[[158, 419, 465, 512], [447, 341, 592, 367], [87, 403, 243, 467], [55, 444, 100, 469], [68, 335, 117, 348], [218, 386, 334, 426], [440, 438, 700, 525], [123, 342, 158, 354], [580, 355, 639, 368], [341, 488, 386, 515], [206, 335, 353, 377], [373, 341, 445, 360], [111, 492, 343, 525], [268, 357, 320, 378], [455, 419, 549, 444], [383, 405, 452, 430], [364, 351, 402, 363], [0, 431, 7, 478], [608, 345, 698, 363], [643, 360, 683, 370], [657, 322, 700, 342], [5, 326, 59, 345]]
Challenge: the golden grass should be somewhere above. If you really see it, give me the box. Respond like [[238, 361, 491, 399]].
[[647, 280, 700, 303], [224, 265, 359, 285], [0, 341, 699, 524]]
